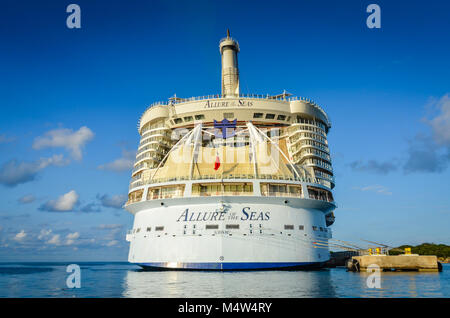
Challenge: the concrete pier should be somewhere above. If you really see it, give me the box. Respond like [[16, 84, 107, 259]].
[[347, 255, 441, 272]]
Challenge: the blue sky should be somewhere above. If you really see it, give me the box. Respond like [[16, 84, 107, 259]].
[[0, 0, 449, 261]]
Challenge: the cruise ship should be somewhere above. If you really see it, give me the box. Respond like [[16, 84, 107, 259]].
[[125, 31, 336, 270]]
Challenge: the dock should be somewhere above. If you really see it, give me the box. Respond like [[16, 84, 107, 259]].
[[346, 255, 442, 272]]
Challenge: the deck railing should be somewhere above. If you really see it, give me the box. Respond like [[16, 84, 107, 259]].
[[128, 173, 332, 191], [138, 94, 331, 129]]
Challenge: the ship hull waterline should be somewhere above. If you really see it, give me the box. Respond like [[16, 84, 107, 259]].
[[136, 261, 327, 271]]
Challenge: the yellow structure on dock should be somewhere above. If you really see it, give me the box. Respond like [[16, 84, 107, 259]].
[[347, 255, 441, 272]]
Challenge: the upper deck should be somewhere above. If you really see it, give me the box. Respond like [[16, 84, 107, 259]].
[[126, 32, 336, 211], [138, 94, 331, 134]]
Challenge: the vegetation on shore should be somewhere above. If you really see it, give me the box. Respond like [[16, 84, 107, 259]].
[[389, 243, 450, 260]]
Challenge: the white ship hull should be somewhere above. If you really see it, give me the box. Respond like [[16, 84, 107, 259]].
[[126, 196, 332, 270]]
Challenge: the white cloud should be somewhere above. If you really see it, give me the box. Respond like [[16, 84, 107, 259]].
[[0, 154, 68, 187], [38, 229, 52, 240], [33, 126, 94, 160], [106, 240, 119, 247], [39, 154, 69, 167], [18, 194, 36, 204], [40, 190, 79, 212], [0, 134, 15, 144], [98, 194, 127, 209], [66, 232, 80, 245], [353, 185, 392, 195], [98, 150, 135, 172], [427, 94, 450, 146], [66, 232, 80, 240], [13, 230, 27, 242], [80, 202, 101, 213], [97, 224, 123, 230], [403, 94, 450, 173], [47, 234, 61, 245]]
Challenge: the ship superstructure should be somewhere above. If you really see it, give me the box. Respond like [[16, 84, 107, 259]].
[[125, 31, 336, 270]]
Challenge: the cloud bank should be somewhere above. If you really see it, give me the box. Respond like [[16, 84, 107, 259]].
[[98, 149, 135, 172], [98, 194, 127, 209], [349, 93, 450, 175], [353, 185, 392, 195], [348, 160, 398, 175], [18, 194, 36, 204], [39, 190, 79, 212], [33, 126, 94, 160], [0, 134, 15, 144], [0, 155, 68, 187]]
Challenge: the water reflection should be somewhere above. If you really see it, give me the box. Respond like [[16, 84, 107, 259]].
[[341, 271, 443, 298], [122, 269, 337, 298]]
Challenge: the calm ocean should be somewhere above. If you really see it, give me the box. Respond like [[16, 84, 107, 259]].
[[0, 262, 448, 298]]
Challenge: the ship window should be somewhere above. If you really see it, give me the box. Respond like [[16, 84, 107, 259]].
[[299, 225, 304, 230], [253, 113, 263, 118], [183, 116, 193, 122], [312, 226, 318, 231], [193, 183, 253, 196], [206, 224, 219, 230], [223, 112, 234, 119], [146, 227, 151, 232], [147, 185, 185, 200], [307, 186, 333, 202], [195, 114, 205, 120], [277, 115, 286, 121], [155, 226, 164, 231], [265, 113, 275, 119], [136, 228, 141, 233], [226, 224, 239, 229], [286, 116, 291, 121], [174, 118, 183, 124], [128, 189, 143, 204], [284, 225, 294, 230], [320, 227, 324, 232], [261, 183, 302, 197]]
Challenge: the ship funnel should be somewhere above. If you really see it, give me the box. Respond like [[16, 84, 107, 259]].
[[219, 30, 240, 97]]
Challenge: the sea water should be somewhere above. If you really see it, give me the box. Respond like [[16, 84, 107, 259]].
[[0, 262, 448, 298]]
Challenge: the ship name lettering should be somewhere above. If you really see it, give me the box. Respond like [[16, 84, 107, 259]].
[[241, 207, 270, 221], [210, 212, 219, 221], [204, 99, 253, 108], [204, 100, 229, 108], [176, 209, 228, 222]]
